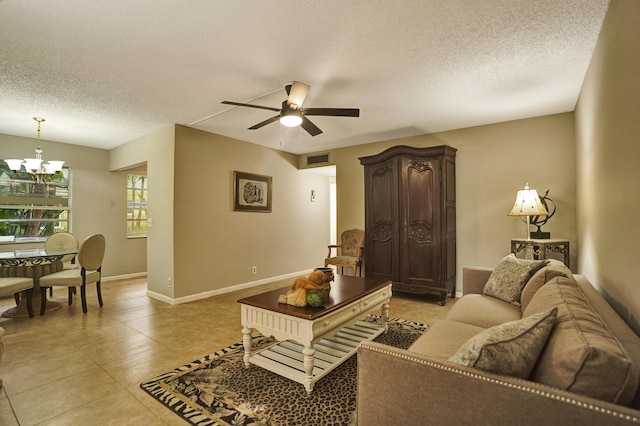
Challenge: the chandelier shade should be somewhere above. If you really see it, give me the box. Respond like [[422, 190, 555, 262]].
[[4, 159, 24, 171]]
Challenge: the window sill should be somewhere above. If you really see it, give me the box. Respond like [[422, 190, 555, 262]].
[[127, 235, 147, 239], [0, 236, 46, 244]]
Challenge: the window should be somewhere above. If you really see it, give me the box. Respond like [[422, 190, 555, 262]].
[[0, 162, 70, 241], [127, 174, 147, 237]]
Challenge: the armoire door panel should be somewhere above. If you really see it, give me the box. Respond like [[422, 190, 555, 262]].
[[401, 158, 438, 284], [405, 159, 435, 225], [370, 239, 394, 276], [365, 158, 399, 278], [370, 221, 395, 276], [370, 165, 394, 224], [406, 240, 434, 282]]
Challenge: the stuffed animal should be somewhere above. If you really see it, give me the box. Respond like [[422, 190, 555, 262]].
[[277, 270, 332, 307]]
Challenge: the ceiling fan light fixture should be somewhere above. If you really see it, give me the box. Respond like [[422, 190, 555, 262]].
[[280, 109, 303, 127], [223, 81, 359, 136]]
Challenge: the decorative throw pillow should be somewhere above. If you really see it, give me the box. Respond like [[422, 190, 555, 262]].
[[483, 254, 548, 305], [448, 307, 558, 379]]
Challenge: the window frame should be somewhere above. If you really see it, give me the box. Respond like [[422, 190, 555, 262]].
[[126, 173, 148, 238], [0, 162, 71, 243]]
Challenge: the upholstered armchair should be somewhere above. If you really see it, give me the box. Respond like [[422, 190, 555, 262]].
[[324, 229, 365, 276]]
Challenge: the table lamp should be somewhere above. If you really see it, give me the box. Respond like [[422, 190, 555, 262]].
[[508, 183, 549, 240]]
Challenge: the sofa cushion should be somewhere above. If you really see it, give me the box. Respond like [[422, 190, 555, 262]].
[[444, 294, 522, 328], [520, 259, 572, 312], [524, 276, 639, 406], [448, 308, 557, 378], [408, 319, 486, 360], [483, 254, 548, 306]]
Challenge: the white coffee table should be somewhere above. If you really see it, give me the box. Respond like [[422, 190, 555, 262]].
[[238, 275, 392, 394]]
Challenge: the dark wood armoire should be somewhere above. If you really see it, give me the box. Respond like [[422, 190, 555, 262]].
[[359, 145, 456, 304]]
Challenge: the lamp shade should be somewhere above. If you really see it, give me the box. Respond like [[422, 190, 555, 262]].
[[508, 184, 549, 217]]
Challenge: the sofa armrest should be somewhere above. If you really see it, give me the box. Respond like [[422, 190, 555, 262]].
[[462, 266, 493, 295], [357, 342, 640, 426]]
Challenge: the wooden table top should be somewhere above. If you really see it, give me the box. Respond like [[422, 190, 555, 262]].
[[237, 274, 391, 320]]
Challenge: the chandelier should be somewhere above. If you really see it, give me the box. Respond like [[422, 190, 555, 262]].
[[5, 117, 64, 183]]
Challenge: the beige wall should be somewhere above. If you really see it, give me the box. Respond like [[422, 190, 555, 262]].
[[2, 123, 331, 303], [575, 0, 640, 332], [110, 125, 175, 297], [309, 113, 576, 294], [172, 125, 331, 298], [0, 133, 147, 278]]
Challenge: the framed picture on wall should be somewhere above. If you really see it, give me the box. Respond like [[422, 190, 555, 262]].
[[233, 171, 272, 212]]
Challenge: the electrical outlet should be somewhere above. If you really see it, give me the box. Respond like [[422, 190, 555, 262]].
[[251, 266, 257, 275], [167, 277, 172, 288]]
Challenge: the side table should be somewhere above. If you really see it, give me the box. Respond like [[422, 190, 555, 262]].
[[510, 238, 570, 268]]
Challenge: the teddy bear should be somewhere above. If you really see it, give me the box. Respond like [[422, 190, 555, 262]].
[[277, 270, 333, 307]]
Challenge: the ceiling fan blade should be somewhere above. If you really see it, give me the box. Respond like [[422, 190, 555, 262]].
[[302, 108, 360, 117], [301, 116, 323, 136], [287, 81, 310, 108], [248, 115, 280, 130], [221, 101, 280, 112]]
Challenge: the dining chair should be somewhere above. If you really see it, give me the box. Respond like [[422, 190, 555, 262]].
[[324, 229, 365, 276], [0, 276, 36, 318], [39, 234, 106, 314], [44, 232, 79, 270], [44, 232, 79, 297]]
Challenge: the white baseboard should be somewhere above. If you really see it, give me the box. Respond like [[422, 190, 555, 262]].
[[102, 272, 147, 282], [146, 269, 314, 305]]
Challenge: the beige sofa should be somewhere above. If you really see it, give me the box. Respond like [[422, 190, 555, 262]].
[[357, 259, 640, 425]]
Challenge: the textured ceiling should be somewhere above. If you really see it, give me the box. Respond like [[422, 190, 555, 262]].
[[0, 0, 610, 155]]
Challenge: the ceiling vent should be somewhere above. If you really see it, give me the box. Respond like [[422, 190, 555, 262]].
[[307, 153, 330, 166]]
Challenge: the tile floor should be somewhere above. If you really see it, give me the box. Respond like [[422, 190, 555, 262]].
[[0, 275, 454, 425]]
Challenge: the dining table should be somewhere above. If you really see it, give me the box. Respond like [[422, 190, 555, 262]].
[[0, 248, 78, 318]]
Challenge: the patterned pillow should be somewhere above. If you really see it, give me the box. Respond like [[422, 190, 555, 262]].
[[483, 254, 548, 305], [448, 307, 558, 378]]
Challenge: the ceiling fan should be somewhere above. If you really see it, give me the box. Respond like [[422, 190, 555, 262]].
[[222, 81, 360, 136]]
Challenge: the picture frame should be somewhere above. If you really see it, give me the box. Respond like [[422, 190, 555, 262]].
[[233, 171, 272, 212]]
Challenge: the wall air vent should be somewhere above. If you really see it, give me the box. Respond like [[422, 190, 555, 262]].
[[307, 154, 330, 165]]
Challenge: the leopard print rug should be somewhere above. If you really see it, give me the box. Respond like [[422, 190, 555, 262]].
[[140, 315, 427, 426]]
